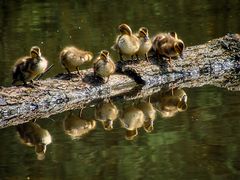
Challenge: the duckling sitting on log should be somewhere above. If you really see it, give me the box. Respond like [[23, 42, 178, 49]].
[[136, 27, 152, 61], [59, 46, 93, 77], [93, 50, 116, 83], [112, 23, 140, 61], [12, 46, 48, 87], [152, 32, 185, 66]]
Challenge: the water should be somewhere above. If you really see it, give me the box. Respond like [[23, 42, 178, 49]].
[[0, 0, 240, 179]]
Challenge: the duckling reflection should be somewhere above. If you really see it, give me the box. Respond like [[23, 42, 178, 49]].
[[16, 121, 52, 160], [95, 99, 119, 131], [120, 106, 145, 140], [63, 111, 96, 139], [152, 88, 188, 118], [136, 99, 156, 133]]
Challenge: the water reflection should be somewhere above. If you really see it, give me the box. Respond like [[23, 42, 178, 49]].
[[95, 99, 119, 131], [16, 121, 52, 160], [151, 88, 188, 118], [63, 111, 96, 139], [135, 99, 156, 133], [120, 106, 145, 140]]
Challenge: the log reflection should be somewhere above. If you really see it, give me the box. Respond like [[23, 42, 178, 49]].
[[16, 121, 52, 160]]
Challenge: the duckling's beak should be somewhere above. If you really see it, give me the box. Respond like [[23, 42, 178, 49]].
[[144, 36, 150, 41]]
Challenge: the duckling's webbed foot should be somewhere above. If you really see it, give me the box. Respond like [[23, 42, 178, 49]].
[[119, 53, 123, 61], [145, 53, 149, 62], [131, 55, 134, 61], [23, 83, 35, 88], [136, 54, 140, 61], [167, 57, 173, 68]]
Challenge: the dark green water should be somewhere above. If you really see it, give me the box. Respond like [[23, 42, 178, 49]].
[[0, 0, 240, 179]]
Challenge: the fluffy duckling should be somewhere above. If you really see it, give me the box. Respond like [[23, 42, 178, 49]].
[[136, 99, 156, 133], [119, 106, 145, 140], [151, 88, 188, 118], [16, 121, 52, 160], [112, 23, 140, 60], [59, 46, 93, 76], [152, 32, 185, 66], [12, 46, 48, 86], [95, 99, 119, 131], [136, 27, 152, 61], [93, 50, 116, 83], [63, 111, 96, 139]]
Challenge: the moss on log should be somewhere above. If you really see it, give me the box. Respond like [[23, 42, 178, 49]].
[[0, 33, 239, 128]]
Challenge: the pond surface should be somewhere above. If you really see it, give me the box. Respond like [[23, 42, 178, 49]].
[[0, 0, 240, 179]]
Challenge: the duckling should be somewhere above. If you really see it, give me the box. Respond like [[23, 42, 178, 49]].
[[112, 23, 140, 60], [119, 106, 144, 140], [136, 27, 152, 61], [63, 111, 96, 139], [152, 32, 184, 66], [12, 46, 48, 86], [95, 99, 119, 131], [16, 121, 52, 160], [136, 99, 156, 133], [93, 50, 116, 83], [151, 88, 187, 118], [59, 46, 93, 77]]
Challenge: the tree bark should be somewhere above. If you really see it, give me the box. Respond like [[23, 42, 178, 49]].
[[0, 33, 239, 128]]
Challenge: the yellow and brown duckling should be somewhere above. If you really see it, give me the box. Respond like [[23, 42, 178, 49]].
[[136, 27, 152, 61], [59, 46, 93, 77], [93, 50, 116, 83], [12, 46, 48, 86], [151, 88, 188, 118], [136, 99, 156, 133], [112, 23, 140, 60], [152, 32, 185, 66], [119, 106, 145, 140], [63, 111, 96, 139], [16, 121, 52, 160], [95, 99, 119, 131]]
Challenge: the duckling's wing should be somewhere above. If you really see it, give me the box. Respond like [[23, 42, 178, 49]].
[[111, 35, 122, 51]]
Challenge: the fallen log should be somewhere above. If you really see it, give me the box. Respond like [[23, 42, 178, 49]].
[[0, 33, 239, 128]]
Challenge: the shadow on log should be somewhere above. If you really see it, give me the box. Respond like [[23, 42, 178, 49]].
[[0, 33, 239, 128]]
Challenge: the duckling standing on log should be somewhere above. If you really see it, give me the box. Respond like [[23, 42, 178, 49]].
[[59, 46, 93, 77], [112, 23, 140, 61], [12, 46, 48, 86], [93, 50, 116, 83], [136, 27, 152, 61], [95, 99, 119, 131], [152, 32, 185, 66]]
